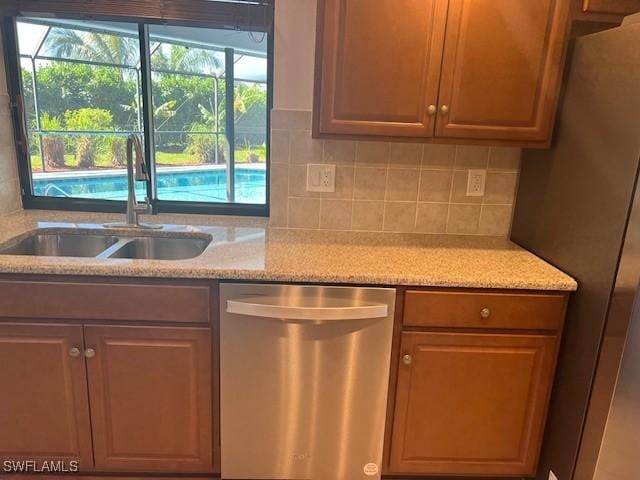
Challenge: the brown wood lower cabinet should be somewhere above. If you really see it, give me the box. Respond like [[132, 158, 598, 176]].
[[389, 331, 558, 476], [85, 325, 213, 473], [0, 323, 93, 468], [0, 321, 213, 474]]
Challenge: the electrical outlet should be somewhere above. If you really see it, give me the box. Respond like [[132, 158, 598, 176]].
[[307, 164, 336, 193], [466, 169, 486, 197], [549, 470, 559, 480]]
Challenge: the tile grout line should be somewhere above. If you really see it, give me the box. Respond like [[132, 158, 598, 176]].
[[317, 140, 326, 230], [444, 146, 459, 233], [478, 146, 492, 235], [380, 143, 391, 232], [285, 129, 293, 228], [413, 145, 426, 232], [349, 142, 358, 230]]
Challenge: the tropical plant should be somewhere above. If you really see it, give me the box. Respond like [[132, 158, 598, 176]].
[[187, 123, 216, 164], [75, 137, 95, 169], [40, 114, 65, 169], [44, 27, 139, 66], [110, 137, 127, 167], [64, 108, 114, 168], [36, 62, 137, 129], [64, 108, 113, 131], [234, 83, 267, 116], [151, 73, 216, 151], [151, 44, 222, 74]]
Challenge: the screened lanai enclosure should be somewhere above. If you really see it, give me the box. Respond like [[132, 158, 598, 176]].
[[14, 17, 269, 207]]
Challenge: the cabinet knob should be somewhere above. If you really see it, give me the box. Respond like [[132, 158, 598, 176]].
[[480, 308, 491, 319], [426, 104, 437, 116], [69, 347, 81, 358], [440, 105, 450, 116], [402, 354, 413, 366], [84, 348, 96, 359]]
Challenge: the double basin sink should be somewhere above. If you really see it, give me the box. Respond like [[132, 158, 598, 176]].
[[0, 230, 212, 261]]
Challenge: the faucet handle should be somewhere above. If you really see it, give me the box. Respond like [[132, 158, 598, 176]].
[[134, 196, 152, 214], [132, 135, 149, 182]]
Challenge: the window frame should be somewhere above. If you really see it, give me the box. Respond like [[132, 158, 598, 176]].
[[1, 6, 273, 217]]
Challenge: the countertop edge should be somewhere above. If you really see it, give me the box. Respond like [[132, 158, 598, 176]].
[[0, 264, 578, 292]]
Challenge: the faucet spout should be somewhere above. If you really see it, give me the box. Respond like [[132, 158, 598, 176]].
[[104, 134, 161, 230]]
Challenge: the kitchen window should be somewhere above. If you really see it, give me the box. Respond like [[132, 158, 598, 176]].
[[2, 3, 272, 216]]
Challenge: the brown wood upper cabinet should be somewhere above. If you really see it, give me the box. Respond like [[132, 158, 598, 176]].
[[582, 0, 640, 15], [314, 0, 571, 145], [315, 0, 448, 138]]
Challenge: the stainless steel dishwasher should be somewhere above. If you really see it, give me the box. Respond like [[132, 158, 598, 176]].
[[220, 283, 396, 480]]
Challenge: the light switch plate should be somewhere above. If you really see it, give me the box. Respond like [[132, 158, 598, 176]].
[[466, 169, 486, 197], [307, 164, 336, 193], [549, 470, 558, 480]]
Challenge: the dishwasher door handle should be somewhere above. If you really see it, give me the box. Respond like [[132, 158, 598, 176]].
[[226, 298, 388, 321]]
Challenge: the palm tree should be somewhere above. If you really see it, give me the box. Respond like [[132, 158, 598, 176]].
[[151, 44, 223, 74], [44, 27, 139, 66]]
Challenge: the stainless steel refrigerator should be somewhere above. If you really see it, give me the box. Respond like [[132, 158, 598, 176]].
[[511, 15, 640, 480]]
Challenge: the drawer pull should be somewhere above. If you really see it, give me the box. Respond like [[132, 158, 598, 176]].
[[402, 354, 413, 366], [69, 347, 81, 358], [480, 308, 491, 319], [84, 348, 96, 359]]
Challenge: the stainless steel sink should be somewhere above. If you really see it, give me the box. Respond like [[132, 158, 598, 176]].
[[0, 233, 119, 257], [106, 236, 211, 260], [0, 230, 212, 260]]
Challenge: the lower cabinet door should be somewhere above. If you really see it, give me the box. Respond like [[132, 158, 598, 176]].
[[0, 323, 93, 470], [389, 331, 558, 476], [84, 325, 213, 472]]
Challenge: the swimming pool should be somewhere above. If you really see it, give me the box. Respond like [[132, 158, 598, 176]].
[[33, 166, 267, 204]]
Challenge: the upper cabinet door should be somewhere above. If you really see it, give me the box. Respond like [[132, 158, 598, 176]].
[[582, 0, 640, 14], [315, 0, 448, 137], [0, 323, 93, 470], [84, 325, 213, 473], [435, 0, 570, 142]]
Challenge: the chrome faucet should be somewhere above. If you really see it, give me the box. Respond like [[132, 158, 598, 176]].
[[105, 134, 160, 230]]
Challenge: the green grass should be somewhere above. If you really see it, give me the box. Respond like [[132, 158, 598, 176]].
[[31, 148, 266, 172]]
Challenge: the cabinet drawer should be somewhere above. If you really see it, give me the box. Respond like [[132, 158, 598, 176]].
[[0, 280, 211, 323], [403, 290, 565, 330]]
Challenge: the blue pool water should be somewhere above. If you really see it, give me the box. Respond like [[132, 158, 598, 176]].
[[33, 167, 267, 204]]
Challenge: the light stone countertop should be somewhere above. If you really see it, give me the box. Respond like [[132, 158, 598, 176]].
[[0, 210, 577, 291]]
